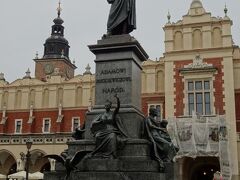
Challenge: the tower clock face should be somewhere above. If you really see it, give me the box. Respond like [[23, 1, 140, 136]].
[[44, 63, 54, 74]]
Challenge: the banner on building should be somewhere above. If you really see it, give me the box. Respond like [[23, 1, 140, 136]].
[[167, 115, 232, 180]]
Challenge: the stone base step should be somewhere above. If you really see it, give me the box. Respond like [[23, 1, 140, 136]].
[[77, 159, 160, 172], [70, 171, 166, 180]]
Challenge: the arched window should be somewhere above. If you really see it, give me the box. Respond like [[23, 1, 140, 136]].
[[212, 28, 222, 47], [174, 31, 183, 50], [193, 29, 202, 49]]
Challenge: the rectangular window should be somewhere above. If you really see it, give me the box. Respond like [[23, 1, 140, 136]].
[[187, 79, 212, 115], [195, 81, 202, 90], [15, 119, 22, 134], [72, 117, 80, 131], [43, 118, 51, 133], [148, 104, 162, 120], [188, 93, 194, 115], [205, 92, 211, 115], [188, 81, 194, 91], [204, 81, 210, 90], [196, 93, 203, 114]]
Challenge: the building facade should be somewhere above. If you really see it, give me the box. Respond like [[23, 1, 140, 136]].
[[0, 0, 240, 179]]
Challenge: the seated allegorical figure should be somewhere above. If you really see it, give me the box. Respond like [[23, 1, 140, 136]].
[[145, 107, 179, 167], [90, 94, 128, 159]]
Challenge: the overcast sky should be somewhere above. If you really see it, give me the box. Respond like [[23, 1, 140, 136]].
[[0, 0, 239, 82]]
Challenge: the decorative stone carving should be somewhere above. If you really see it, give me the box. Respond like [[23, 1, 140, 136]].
[[0, 104, 7, 125], [57, 103, 64, 122], [28, 103, 35, 124], [180, 54, 217, 74]]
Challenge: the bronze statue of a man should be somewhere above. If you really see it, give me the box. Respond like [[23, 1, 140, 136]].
[[107, 0, 136, 35]]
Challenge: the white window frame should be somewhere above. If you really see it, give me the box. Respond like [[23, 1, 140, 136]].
[[185, 78, 214, 116], [147, 103, 163, 120], [42, 118, 51, 133], [72, 117, 80, 132], [15, 119, 22, 134]]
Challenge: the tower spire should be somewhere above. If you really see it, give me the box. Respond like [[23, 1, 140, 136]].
[[167, 10, 171, 24], [42, 0, 70, 60], [224, 3, 228, 17], [57, 0, 62, 17]]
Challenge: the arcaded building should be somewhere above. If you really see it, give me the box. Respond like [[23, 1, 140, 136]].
[[0, 0, 240, 179]]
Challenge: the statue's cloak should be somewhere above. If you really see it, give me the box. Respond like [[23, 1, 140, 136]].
[[145, 117, 177, 162], [90, 113, 129, 157], [107, 0, 136, 33]]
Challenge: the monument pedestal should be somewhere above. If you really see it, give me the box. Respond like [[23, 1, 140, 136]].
[[84, 34, 148, 139], [44, 35, 176, 180], [89, 34, 147, 110]]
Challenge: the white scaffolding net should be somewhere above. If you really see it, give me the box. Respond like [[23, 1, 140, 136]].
[[167, 115, 232, 180]]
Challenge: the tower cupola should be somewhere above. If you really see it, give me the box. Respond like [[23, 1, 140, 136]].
[[34, 1, 76, 81], [43, 1, 70, 60]]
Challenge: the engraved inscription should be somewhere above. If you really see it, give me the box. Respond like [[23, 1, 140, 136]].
[[100, 68, 126, 75], [98, 67, 130, 95], [96, 77, 131, 84], [102, 87, 125, 94]]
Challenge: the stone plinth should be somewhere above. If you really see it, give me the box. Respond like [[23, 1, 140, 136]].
[[86, 35, 148, 139], [84, 108, 145, 139], [88, 34, 148, 110], [70, 171, 165, 180], [67, 139, 151, 159], [44, 171, 65, 180]]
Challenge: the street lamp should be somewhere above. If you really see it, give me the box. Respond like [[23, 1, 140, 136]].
[[25, 138, 33, 180]]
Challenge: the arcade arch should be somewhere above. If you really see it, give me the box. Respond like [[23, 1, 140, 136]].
[[29, 149, 50, 173], [0, 150, 17, 175], [181, 156, 220, 180]]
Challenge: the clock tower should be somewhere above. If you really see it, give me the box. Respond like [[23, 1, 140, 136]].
[[34, 2, 76, 80]]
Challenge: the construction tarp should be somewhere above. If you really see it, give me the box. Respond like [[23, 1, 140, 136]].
[[167, 115, 231, 180]]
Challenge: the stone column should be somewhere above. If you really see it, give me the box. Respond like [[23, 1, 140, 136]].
[[16, 159, 25, 171], [48, 158, 56, 171]]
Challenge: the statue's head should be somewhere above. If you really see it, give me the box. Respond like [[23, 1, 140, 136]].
[[160, 120, 168, 128], [105, 100, 112, 112], [149, 107, 158, 117]]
